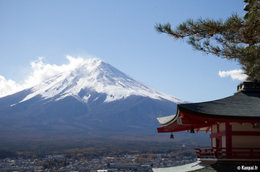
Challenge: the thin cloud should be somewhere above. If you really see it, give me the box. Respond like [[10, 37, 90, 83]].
[[0, 75, 23, 97], [0, 56, 88, 98], [218, 69, 247, 81]]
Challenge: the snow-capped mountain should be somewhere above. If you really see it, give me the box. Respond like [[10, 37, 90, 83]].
[[0, 58, 182, 139], [18, 58, 183, 104]]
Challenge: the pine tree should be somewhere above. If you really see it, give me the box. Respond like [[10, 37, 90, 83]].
[[156, 0, 260, 80]]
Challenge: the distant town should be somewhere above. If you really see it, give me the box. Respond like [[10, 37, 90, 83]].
[[0, 152, 196, 171], [0, 140, 204, 171]]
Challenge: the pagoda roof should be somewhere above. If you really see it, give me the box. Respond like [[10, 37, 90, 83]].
[[157, 81, 260, 133], [178, 91, 260, 119]]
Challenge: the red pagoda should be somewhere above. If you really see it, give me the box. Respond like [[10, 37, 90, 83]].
[[157, 81, 260, 162]]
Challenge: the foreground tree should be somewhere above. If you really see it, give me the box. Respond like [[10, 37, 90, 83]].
[[156, 0, 260, 80]]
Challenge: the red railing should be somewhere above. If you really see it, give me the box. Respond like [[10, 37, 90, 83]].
[[195, 147, 260, 160]]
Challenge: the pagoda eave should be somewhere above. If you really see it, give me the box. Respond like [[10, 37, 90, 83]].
[[157, 111, 260, 133]]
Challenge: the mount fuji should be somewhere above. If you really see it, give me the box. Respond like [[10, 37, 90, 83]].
[[0, 58, 183, 140]]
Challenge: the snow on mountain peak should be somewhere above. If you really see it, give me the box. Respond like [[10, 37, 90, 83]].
[[18, 56, 183, 104]]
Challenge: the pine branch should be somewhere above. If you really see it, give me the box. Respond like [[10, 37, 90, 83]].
[[155, 0, 260, 80]]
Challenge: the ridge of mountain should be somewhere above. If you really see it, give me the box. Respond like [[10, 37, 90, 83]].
[[16, 58, 183, 105], [0, 58, 183, 141]]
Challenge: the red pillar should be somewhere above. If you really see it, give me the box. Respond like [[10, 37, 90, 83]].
[[225, 122, 232, 158]]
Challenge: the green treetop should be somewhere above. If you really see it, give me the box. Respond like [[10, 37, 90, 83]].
[[156, 0, 260, 80]]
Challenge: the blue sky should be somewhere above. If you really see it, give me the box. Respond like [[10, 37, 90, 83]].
[[0, 0, 246, 102]]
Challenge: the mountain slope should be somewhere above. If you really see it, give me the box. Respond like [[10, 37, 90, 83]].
[[18, 58, 182, 104], [0, 58, 182, 139]]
